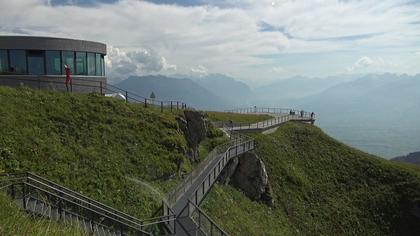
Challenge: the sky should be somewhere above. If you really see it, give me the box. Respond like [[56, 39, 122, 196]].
[[1, 0, 420, 86]]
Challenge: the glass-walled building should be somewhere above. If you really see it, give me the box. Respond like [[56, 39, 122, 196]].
[[0, 36, 107, 93]]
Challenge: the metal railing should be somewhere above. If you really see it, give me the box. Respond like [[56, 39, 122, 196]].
[[161, 199, 177, 234], [165, 129, 254, 207], [0, 75, 189, 112], [188, 199, 229, 236], [188, 132, 254, 207], [163, 125, 254, 235], [224, 106, 315, 119], [0, 172, 176, 235], [214, 107, 316, 131]]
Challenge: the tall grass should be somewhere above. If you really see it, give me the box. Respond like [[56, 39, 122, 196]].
[[0, 193, 85, 236], [205, 111, 273, 123]]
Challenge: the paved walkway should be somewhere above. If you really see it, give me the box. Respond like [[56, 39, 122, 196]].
[[227, 112, 315, 133]]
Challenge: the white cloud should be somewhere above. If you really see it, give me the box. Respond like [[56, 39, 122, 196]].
[[347, 56, 375, 71], [0, 0, 419, 81], [416, 51, 420, 56], [271, 66, 286, 73], [190, 65, 209, 76], [355, 56, 374, 68], [347, 56, 399, 72], [106, 46, 176, 81]]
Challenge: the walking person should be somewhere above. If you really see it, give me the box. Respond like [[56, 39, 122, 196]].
[[64, 64, 72, 92]]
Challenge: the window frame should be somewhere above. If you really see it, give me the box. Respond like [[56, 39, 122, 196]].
[[45, 50, 63, 75], [27, 50, 46, 75], [0, 49, 9, 74], [61, 50, 75, 75], [87, 52, 96, 76], [9, 49, 27, 74], [75, 51, 87, 75]]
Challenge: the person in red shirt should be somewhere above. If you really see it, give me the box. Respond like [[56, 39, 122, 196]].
[[64, 64, 71, 92]]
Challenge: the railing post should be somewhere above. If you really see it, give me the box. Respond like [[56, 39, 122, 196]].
[[125, 91, 128, 103], [177, 101, 179, 110], [58, 200, 62, 220], [161, 101, 163, 112], [198, 210, 201, 229], [170, 101, 173, 112], [195, 191, 198, 205], [11, 184, 15, 199], [144, 98, 147, 108], [100, 81, 103, 95], [22, 184, 26, 210]]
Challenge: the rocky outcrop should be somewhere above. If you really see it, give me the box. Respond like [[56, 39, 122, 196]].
[[177, 110, 208, 161], [218, 155, 239, 184], [219, 152, 274, 206]]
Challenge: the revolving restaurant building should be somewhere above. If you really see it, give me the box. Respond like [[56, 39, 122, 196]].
[[0, 36, 107, 92]]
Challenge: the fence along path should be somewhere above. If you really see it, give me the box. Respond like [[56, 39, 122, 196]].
[[219, 107, 316, 132], [0, 76, 189, 112], [0, 172, 175, 236], [161, 125, 255, 236]]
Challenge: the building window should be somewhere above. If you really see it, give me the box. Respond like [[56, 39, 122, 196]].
[[95, 53, 102, 76], [0, 50, 8, 74], [62, 51, 75, 74], [87, 52, 95, 76], [76, 52, 87, 75], [27, 50, 45, 75], [9, 50, 27, 74], [46, 51, 61, 75], [101, 54, 105, 76]]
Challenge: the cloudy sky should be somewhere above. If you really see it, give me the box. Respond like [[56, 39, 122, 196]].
[[1, 0, 419, 85]]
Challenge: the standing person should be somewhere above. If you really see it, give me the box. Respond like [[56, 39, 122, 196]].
[[64, 64, 71, 92]]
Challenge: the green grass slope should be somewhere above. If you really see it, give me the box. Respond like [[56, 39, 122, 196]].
[[0, 192, 84, 236], [202, 122, 420, 236], [0, 86, 193, 219], [205, 111, 273, 123]]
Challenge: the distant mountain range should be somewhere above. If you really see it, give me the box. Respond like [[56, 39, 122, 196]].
[[114, 75, 227, 110], [111, 73, 420, 159], [252, 74, 361, 106], [392, 152, 420, 166], [294, 73, 420, 158]]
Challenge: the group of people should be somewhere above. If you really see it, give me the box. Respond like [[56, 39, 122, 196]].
[[290, 109, 315, 119]]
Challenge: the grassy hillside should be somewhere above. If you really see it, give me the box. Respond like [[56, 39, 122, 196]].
[[205, 111, 273, 123], [202, 122, 420, 235], [0, 193, 84, 236], [0, 86, 194, 220]]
